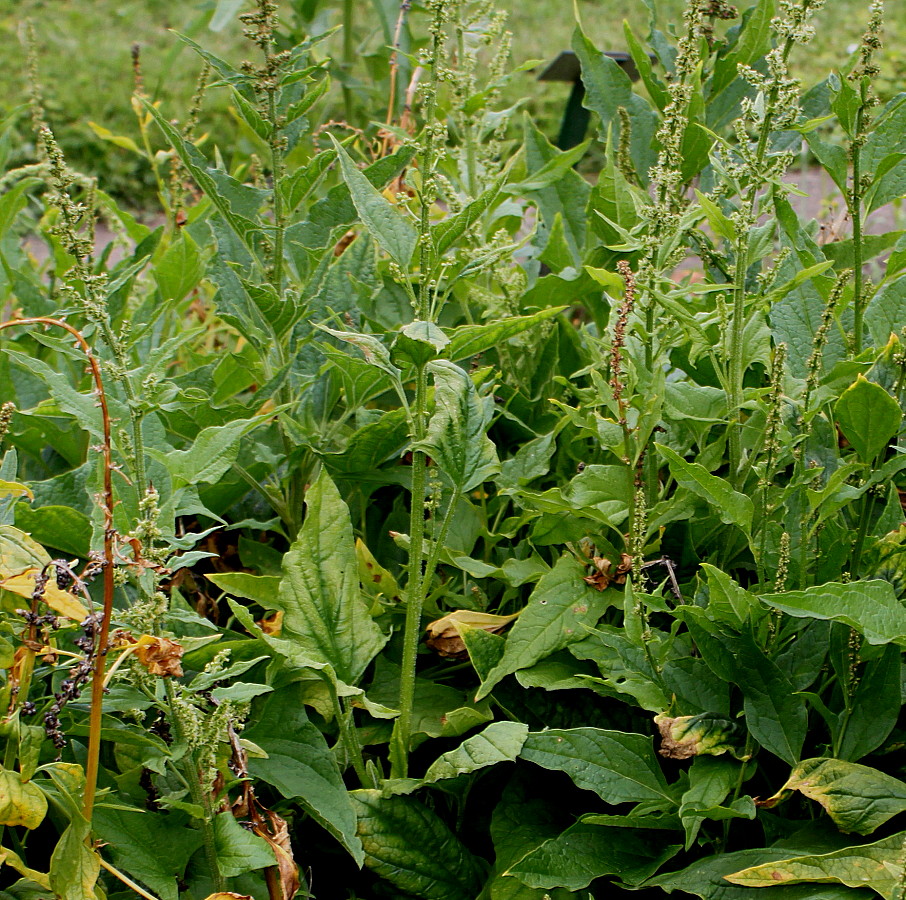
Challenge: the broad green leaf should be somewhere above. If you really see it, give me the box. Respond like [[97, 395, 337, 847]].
[[834, 374, 901, 463], [771, 758, 906, 835], [679, 757, 740, 850], [244, 685, 364, 864], [459, 626, 506, 682], [271, 469, 387, 684], [92, 807, 203, 900], [726, 831, 906, 896], [760, 580, 906, 646], [695, 190, 736, 244], [393, 320, 450, 367], [572, 25, 658, 184], [212, 811, 274, 877], [520, 727, 673, 805], [506, 823, 679, 891], [445, 308, 565, 362], [522, 117, 590, 260], [329, 136, 418, 267], [701, 564, 760, 625], [434, 169, 509, 254], [837, 643, 901, 761], [49, 821, 99, 900], [475, 557, 611, 699], [352, 790, 484, 900], [14, 503, 91, 559], [154, 231, 205, 302], [420, 361, 499, 493], [423, 722, 528, 783], [206, 572, 281, 606], [865, 274, 906, 349], [732, 634, 807, 766], [0, 769, 46, 830], [163, 416, 266, 485], [656, 444, 754, 532]]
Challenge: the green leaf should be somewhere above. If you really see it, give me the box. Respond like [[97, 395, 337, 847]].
[[865, 273, 906, 348], [572, 25, 658, 184], [760, 580, 906, 646], [701, 564, 760, 625], [243, 685, 364, 864], [393, 320, 450, 367], [271, 469, 387, 684], [695, 190, 736, 244], [328, 136, 418, 267], [475, 557, 612, 700], [212, 811, 274, 877], [733, 634, 807, 766], [142, 99, 260, 253], [154, 232, 205, 302], [206, 572, 281, 606], [419, 361, 499, 493], [834, 374, 901, 462], [351, 790, 485, 900], [444, 308, 565, 362], [423, 722, 528, 783], [520, 727, 673, 805], [837, 643, 901, 761], [163, 416, 266, 485], [774, 758, 906, 835], [506, 823, 679, 891], [49, 821, 99, 900], [0, 769, 46, 830], [726, 831, 906, 896], [92, 807, 203, 900], [13, 504, 91, 559], [656, 444, 754, 532]]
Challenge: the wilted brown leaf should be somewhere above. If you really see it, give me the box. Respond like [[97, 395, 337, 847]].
[[583, 554, 632, 591], [258, 610, 283, 636], [201, 894, 253, 900], [425, 609, 519, 659], [134, 635, 184, 677], [255, 808, 300, 900]]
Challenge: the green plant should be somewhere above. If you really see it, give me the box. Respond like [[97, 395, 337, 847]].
[[1, 0, 906, 899]]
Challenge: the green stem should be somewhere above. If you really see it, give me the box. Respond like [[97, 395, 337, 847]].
[[164, 681, 224, 892], [851, 107, 866, 354], [342, 0, 355, 124], [391, 366, 429, 778]]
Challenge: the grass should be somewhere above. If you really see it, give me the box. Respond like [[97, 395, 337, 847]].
[[1, 0, 902, 203]]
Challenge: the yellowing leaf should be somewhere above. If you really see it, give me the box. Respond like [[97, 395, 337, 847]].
[[0, 767, 47, 829], [0, 846, 51, 888], [426, 609, 519, 658], [765, 757, 906, 834], [725, 831, 905, 896], [0, 570, 88, 622], [0, 481, 33, 501]]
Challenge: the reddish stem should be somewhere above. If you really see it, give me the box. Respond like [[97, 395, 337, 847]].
[[0, 317, 114, 823]]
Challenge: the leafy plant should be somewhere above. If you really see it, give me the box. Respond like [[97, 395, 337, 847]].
[[1, 0, 906, 898]]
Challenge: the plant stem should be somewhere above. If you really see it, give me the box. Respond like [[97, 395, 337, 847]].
[[0, 318, 114, 826], [342, 0, 355, 124], [851, 105, 866, 354], [164, 680, 225, 892], [391, 365, 429, 779]]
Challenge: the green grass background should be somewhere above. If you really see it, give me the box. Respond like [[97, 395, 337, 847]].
[[1, 0, 903, 202]]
